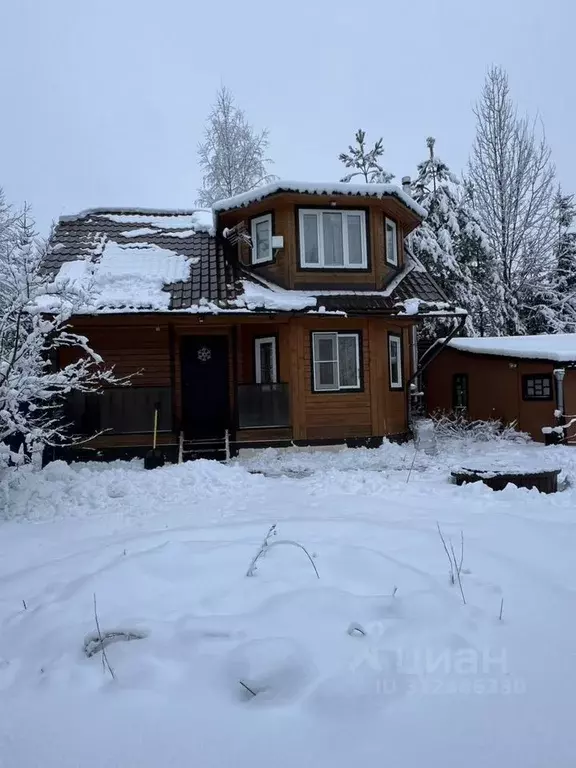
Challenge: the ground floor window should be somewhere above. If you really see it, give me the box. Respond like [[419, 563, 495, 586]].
[[388, 333, 403, 389], [254, 336, 278, 384], [311, 332, 361, 392], [522, 374, 553, 401], [452, 373, 469, 410]]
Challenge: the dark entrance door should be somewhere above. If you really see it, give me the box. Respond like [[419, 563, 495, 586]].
[[181, 335, 230, 439]]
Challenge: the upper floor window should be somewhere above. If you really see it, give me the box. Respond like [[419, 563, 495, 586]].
[[299, 210, 367, 269], [385, 217, 398, 266], [251, 214, 273, 264], [312, 332, 361, 391], [388, 333, 403, 389]]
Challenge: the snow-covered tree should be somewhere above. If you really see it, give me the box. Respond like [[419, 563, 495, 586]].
[[0, 201, 123, 459], [468, 66, 557, 334], [196, 86, 275, 207], [534, 191, 576, 332], [338, 129, 394, 183], [409, 137, 499, 338]]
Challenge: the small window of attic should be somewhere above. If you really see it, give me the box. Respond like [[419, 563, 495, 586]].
[[251, 214, 273, 264]]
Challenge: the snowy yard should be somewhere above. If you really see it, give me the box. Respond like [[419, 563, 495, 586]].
[[2, 437, 576, 767]]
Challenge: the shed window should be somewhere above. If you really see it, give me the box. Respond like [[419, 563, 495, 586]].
[[299, 210, 367, 268], [388, 333, 403, 389], [255, 336, 277, 384], [251, 214, 273, 264], [522, 374, 553, 401], [312, 332, 361, 391], [452, 373, 468, 410], [385, 218, 398, 266]]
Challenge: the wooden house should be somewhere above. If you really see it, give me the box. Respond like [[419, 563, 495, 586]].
[[47, 181, 456, 460], [425, 335, 576, 441]]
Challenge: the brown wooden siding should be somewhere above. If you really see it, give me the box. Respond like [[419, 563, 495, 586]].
[[66, 313, 416, 448], [426, 348, 565, 441], [60, 323, 171, 385]]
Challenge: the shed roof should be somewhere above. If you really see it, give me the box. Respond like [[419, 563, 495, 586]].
[[447, 335, 576, 363]]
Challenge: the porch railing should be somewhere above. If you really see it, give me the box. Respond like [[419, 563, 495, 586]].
[[237, 383, 290, 429]]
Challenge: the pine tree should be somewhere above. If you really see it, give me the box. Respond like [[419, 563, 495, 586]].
[[338, 129, 393, 183], [409, 138, 498, 338], [196, 87, 275, 207]]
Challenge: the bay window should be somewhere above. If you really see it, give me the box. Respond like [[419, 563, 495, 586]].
[[299, 209, 367, 268], [312, 332, 361, 391]]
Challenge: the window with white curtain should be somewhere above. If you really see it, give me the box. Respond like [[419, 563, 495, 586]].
[[254, 337, 277, 384], [299, 210, 367, 268], [385, 217, 398, 266], [388, 333, 403, 389], [251, 214, 273, 264], [312, 332, 361, 391]]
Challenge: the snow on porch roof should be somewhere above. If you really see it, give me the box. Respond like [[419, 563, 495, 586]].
[[448, 334, 576, 363], [212, 180, 427, 219]]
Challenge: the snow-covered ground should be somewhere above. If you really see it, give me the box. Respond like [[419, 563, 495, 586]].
[[2, 437, 576, 766]]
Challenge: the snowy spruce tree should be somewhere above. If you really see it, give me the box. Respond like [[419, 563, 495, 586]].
[[196, 86, 276, 207], [409, 137, 499, 338], [535, 191, 576, 332], [338, 129, 394, 183], [0, 195, 122, 461], [468, 66, 557, 334]]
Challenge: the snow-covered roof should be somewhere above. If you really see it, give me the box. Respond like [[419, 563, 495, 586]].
[[53, 241, 194, 312], [212, 180, 427, 219], [44, 208, 448, 317], [60, 208, 215, 235], [44, 209, 231, 314], [448, 334, 576, 362]]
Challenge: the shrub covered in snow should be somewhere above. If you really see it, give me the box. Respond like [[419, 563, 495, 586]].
[[431, 412, 529, 444]]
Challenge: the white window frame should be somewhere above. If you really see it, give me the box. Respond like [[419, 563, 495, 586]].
[[312, 332, 361, 392], [251, 214, 273, 264], [254, 336, 278, 384], [385, 217, 398, 267], [299, 209, 367, 269], [388, 333, 403, 389]]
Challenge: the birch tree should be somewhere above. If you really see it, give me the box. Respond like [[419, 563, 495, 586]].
[[468, 66, 557, 333], [196, 86, 275, 206]]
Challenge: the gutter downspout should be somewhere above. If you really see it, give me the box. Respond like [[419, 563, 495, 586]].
[[405, 314, 468, 433]]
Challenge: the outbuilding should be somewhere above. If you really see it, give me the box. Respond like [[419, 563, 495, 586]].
[[425, 335, 576, 441]]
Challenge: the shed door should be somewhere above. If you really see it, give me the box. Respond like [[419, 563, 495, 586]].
[[181, 336, 230, 439]]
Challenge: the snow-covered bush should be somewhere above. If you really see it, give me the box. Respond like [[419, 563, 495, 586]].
[[430, 412, 529, 444], [0, 197, 124, 459]]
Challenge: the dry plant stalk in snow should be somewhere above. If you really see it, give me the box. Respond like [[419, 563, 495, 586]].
[[246, 524, 319, 579], [437, 523, 466, 604], [92, 593, 116, 680]]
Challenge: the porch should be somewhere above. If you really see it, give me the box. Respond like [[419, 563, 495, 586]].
[[62, 312, 412, 459]]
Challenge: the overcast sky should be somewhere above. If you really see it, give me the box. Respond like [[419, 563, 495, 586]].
[[1, 0, 574, 235]]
